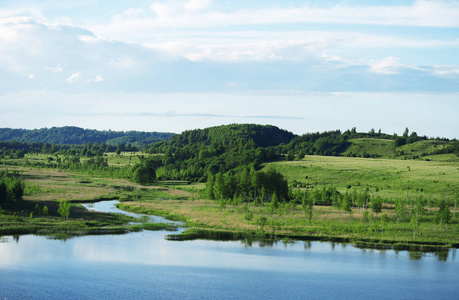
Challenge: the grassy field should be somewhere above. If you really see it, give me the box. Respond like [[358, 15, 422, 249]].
[[119, 196, 459, 248], [266, 155, 459, 202], [342, 138, 458, 161]]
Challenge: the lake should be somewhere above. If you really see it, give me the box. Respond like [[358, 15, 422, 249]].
[[0, 201, 457, 299]]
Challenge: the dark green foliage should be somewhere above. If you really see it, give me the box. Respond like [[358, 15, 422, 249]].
[[0, 182, 7, 202], [0, 126, 173, 146], [151, 124, 292, 181], [131, 157, 159, 185], [204, 167, 289, 204], [341, 192, 352, 214], [285, 130, 350, 156], [286, 151, 295, 161], [132, 166, 153, 185], [393, 136, 407, 147], [160, 123, 295, 149], [0, 170, 24, 202], [370, 197, 383, 214], [10, 181, 24, 202]]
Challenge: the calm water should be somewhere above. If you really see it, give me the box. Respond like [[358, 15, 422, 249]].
[[0, 201, 457, 299]]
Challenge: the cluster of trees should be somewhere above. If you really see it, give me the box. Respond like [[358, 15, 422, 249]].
[[151, 124, 294, 151], [0, 169, 24, 202], [130, 156, 161, 185], [205, 167, 289, 204], [392, 128, 426, 148], [148, 124, 291, 182], [282, 130, 350, 157], [0, 126, 173, 146]]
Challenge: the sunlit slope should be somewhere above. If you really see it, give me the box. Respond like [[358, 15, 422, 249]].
[[266, 155, 459, 202], [340, 138, 458, 161]]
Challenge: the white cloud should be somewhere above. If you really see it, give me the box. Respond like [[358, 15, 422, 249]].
[[93, 0, 459, 40], [0, 5, 458, 96], [370, 57, 401, 74], [433, 66, 459, 77], [66, 71, 82, 83], [45, 63, 64, 73], [87, 74, 104, 83], [184, 0, 212, 12], [109, 56, 137, 68]]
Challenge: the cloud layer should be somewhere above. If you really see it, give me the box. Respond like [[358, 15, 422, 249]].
[[0, 0, 458, 137]]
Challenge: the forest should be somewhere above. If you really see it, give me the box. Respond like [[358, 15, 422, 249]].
[[0, 126, 173, 146]]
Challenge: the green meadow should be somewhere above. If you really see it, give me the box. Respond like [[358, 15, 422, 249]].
[[267, 155, 458, 202]]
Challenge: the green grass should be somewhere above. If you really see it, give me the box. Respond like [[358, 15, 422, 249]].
[[341, 138, 459, 162], [120, 198, 459, 249], [266, 155, 459, 202], [343, 138, 395, 158]]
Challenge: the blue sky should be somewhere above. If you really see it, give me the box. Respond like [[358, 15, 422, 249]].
[[0, 0, 458, 138]]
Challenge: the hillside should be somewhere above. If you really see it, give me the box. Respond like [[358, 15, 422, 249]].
[[0, 126, 174, 146], [155, 123, 296, 149], [283, 130, 458, 162]]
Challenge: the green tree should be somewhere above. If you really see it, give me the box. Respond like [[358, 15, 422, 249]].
[[0, 182, 7, 202], [395, 199, 407, 224], [410, 213, 420, 237], [380, 212, 388, 233], [435, 199, 451, 230], [133, 166, 154, 185], [205, 174, 215, 199], [58, 200, 71, 219], [10, 181, 24, 202], [270, 192, 279, 214], [303, 194, 314, 225], [213, 173, 225, 200], [362, 210, 369, 232], [341, 192, 352, 214], [370, 197, 382, 214], [286, 151, 295, 161], [355, 190, 366, 210]]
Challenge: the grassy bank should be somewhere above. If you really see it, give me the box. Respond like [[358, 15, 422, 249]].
[[118, 197, 459, 249], [0, 164, 191, 239]]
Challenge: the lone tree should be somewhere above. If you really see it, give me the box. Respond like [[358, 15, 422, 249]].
[[11, 181, 24, 202], [436, 199, 451, 230], [370, 197, 383, 214], [58, 200, 71, 219], [0, 182, 7, 202]]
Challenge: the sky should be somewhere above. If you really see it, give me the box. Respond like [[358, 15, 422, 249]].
[[0, 0, 458, 138]]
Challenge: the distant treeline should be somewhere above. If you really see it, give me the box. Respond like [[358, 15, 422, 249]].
[[0, 140, 147, 159], [281, 127, 457, 157], [0, 126, 174, 146]]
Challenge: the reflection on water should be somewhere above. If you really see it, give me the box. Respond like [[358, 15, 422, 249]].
[[79, 200, 459, 262], [0, 200, 457, 299], [82, 200, 182, 225]]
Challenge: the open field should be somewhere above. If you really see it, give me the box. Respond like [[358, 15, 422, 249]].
[[342, 138, 458, 161], [266, 155, 459, 202]]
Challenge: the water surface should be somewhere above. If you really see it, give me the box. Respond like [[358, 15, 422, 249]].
[[0, 201, 457, 299]]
